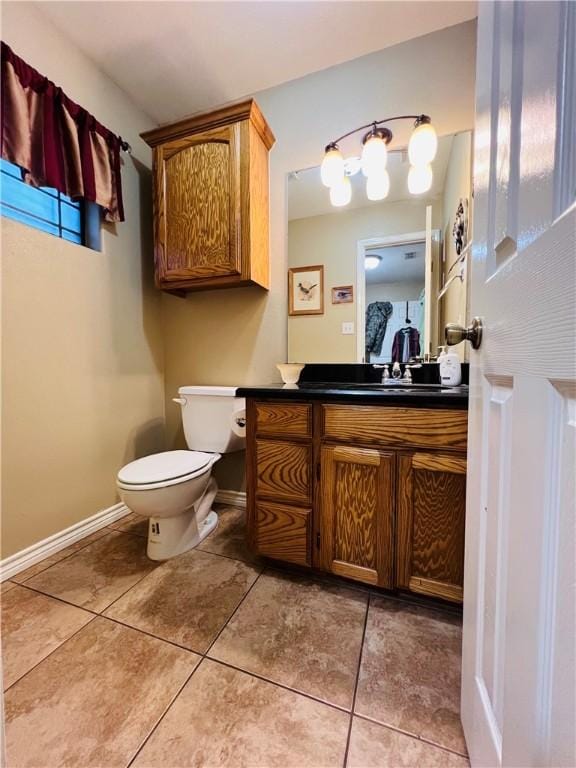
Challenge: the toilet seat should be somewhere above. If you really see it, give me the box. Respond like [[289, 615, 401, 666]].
[[117, 450, 217, 491]]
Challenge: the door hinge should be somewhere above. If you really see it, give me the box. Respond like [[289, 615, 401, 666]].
[[316, 532, 321, 549]]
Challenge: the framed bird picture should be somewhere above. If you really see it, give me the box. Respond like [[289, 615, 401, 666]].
[[288, 265, 324, 315]]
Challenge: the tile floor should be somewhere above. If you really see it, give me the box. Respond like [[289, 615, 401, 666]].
[[1, 505, 469, 768]]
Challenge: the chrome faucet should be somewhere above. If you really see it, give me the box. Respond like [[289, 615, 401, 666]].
[[372, 364, 390, 383]]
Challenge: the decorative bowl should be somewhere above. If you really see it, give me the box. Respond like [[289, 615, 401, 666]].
[[276, 363, 305, 384]]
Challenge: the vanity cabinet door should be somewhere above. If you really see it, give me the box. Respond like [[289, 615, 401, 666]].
[[318, 445, 395, 588], [153, 124, 242, 288], [396, 452, 467, 603]]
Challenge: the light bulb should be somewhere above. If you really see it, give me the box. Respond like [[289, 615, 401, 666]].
[[366, 170, 390, 201], [329, 175, 352, 207], [320, 145, 344, 188], [361, 135, 388, 177], [408, 163, 433, 194], [408, 121, 438, 165], [365, 255, 382, 270]]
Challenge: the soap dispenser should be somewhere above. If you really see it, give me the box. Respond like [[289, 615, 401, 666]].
[[439, 350, 462, 386]]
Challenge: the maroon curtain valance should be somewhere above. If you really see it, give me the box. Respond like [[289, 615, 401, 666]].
[[1, 42, 128, 222]]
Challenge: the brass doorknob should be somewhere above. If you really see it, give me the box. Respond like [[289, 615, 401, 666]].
[[445, 317, 483, 349]]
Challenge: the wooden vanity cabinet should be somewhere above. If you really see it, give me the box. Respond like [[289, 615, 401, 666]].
[[141, 99, 275, 294], [246, 399, 468, 603]]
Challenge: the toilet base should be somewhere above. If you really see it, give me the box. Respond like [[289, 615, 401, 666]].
[[145, 478, 219, 560]]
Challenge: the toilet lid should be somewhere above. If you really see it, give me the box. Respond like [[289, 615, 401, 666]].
[[117, 450, 213, 485]]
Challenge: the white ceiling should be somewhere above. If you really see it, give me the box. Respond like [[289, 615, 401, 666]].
[[31, 1, 477, 124], [365, 241, 425, 284], [288, 133, 454, 220]]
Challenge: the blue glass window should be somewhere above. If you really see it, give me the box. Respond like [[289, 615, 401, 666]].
[[0, 158, 84, 244]]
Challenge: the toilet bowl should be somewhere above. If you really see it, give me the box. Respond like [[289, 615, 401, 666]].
[[116, 386, 245, 560]]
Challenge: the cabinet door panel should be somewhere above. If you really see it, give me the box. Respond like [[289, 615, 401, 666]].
[[397, 452, 466, 602], [255, 439, 312, 504], [320, 445, 395, 587], [256, 501, 311, 566], [155, 125, 241, 283]]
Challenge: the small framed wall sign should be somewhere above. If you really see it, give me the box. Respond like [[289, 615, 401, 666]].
[[288, 265, 324, 315], [332, 285, 354, 304]]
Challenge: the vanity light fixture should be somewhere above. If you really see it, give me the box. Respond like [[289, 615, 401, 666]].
[[320, 143, 345, 188], [365, 253, 383, 270], [407, 163, 433, 195], [320, 114, 437, 207], [329, 175, 352, 207]]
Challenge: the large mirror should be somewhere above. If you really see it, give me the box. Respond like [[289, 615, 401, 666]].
[[287, 130, 472, 363]]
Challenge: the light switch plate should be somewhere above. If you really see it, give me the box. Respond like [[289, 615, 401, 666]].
[[341, 322, 354, 335]]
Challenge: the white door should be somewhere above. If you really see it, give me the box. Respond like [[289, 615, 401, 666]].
[[461, 2, 575, 767]]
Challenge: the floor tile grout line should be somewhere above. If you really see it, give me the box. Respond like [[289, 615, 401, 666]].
[[2, 613, 100, 694], [99, 562, 166, 615], [125, 660, 204, 768], [206, 656, 352, 715], [352, 712, 469, 759], [201, 565, 267, 657], [9, 582, 103, 616], [417, 734, 469, 760], [342, 591, 371, 768], [98, 613, 212, 656], [15, 560, 159, 620]]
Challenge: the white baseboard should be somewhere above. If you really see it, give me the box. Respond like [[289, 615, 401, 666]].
[[1, 502, 131, 582], [2, 490, 246, 582], [215, 489, 247, 509]]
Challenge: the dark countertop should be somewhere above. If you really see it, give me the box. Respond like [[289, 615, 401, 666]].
[[237, 382, 469, 409]]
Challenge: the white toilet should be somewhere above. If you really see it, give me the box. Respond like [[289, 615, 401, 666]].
[[116, 386, 246, 560]]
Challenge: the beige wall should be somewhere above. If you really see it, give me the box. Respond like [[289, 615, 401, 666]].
[[287, 200, 438, 362], [440, 131, 473, 360], [161, 20, 477, 490], [366, 281, 424, 303], [1, 4, 165, 556]]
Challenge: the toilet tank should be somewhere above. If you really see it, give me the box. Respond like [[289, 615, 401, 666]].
[[176, 386, 246, 453]]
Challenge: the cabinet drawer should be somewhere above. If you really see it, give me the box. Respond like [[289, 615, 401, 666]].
[[255, 439, 312, 503], [255, 402, 312, 438], [256, 501, 311, 566], [322, 405, 468, 450]]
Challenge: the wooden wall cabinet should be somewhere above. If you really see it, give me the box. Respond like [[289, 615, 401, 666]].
[[246, 399, 468, 604], [141, 99, 275, 294]]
